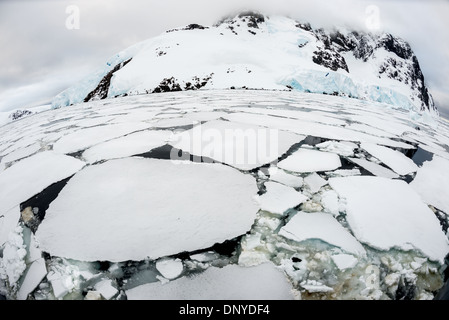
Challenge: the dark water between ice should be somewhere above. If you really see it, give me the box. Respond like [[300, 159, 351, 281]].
[[411, 146, 434, 167]]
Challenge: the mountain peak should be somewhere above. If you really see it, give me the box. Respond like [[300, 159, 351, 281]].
[[52, 13, 436, 115]]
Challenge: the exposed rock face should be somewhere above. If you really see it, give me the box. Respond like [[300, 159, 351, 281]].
[[84, 58, 132, 102], [301, 26, 435, 111], [312, 48, 349, 72], [8, 110, 33, 121]]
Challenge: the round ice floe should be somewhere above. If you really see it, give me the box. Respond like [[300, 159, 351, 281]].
[[155, 258, 183, 280], [35, 158, 258, 262]]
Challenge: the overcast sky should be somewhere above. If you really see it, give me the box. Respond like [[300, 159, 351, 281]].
[[0, 0, 448, 116]]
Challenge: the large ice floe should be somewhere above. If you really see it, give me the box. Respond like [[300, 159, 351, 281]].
[[0, 90, 449, 300], [36, 158, 258, 262]]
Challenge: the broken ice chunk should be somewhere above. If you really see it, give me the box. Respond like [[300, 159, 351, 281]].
[[257, 181, 308, 215], [82, 129, 172, 164], [278, 148, 341, 173], [360, 143, 418, 176], [320, 189, 340, 216], [325, 168, 361, 177], [1, 225, 27, 286], [410, 156, 449, 214], [300, 279, 334, 293], [304, 172, 327, 193], [268, 166, 303, 188], [155, 258, 184, 280], [329, 176, 449, 263], [190, 252, 220, 263], [348, 157, 399, 179], [94, 279, 118, 300], [17, 258, 47, 300], [279, 212, 366, 256], [85, 291, 103, 300], [300, 200, 323, 212], [331, 254, 358, 270], [47, 271, 71, 300], [315, 140, 356, 157]]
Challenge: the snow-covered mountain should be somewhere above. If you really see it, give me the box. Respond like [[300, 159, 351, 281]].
[[52, 12, 436, 115]]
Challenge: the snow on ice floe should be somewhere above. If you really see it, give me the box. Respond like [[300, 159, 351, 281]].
[[304, 173, 328, 193], [278, 148, 341, 173], [82, 129, 173, 163], [0, 226, 27, 286], [410, 156, 449, 214], [0, 152, 85, 246], [172, 119, 304, 170], [267, 166, 303, 188], [94, 279, 118, 300], [125, 263, 294, 300], [223, 112, 414, 149], [329, 176, 449, 263], [155, 258, 184, 280], [315, 140, 357, 157], [348, 157, 399, 179], [257, 181, 308, 215], [52, 122, 152, 154], [35, 158, 259, 262], [0, 142, 41, 169], [331, 254, 358, 271], [279, 211, 366, 256], [16, 258, 47, 300], [360, 143, 418, 176]]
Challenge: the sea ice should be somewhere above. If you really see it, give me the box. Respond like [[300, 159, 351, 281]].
[[257, 182, 308, 215], [278, 148, 341, 173], [125, 263, 294, 300], [360, 143, 418, 176], [155, 258, 184, 280], [300, 280, 334, 293], [94, 279, 118, 300], [172, 120, 304, 170], [82, 129, 173, 163], [320, 189, 340, 216], [410, 156, 449, 214], [267, 166, 303, 188], [0, 225, 27, 286], [52, 122, 151, 154], [0, 152, 85, 246], [348, 157, 399, 179], [331, 254, 358, 270], [16, 258, 47, 300], [329, 176, 449, 263], [304, 173, 328, 193], [36, 158, 258, 262], [315, 140, 357, 157], [279, 211, 366, 256]]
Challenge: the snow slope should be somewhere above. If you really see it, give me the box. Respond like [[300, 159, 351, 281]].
[[51, 13, 436, 117]]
